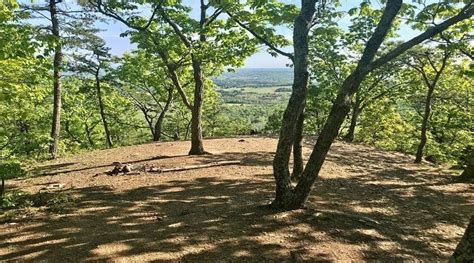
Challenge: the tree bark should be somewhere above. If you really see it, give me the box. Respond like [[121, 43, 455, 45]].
[[272, 0, 403, 210], [95, 72, 113, 148], [414, 84, 434, 163], [49, 0, 62, 159], [460, 163, 474, 181], [85, 122, 96, 148], [188, 3, 209, 155], [458, 150, 473, 181], [153, 89, 173, 141], [413, 51, 449, 163], [271, 0, 316, 209], [188, 56, 205, 155], [1, 177, 4, 197], [344, 101, 360, 142], [292, 111, 305, 181], [450, 215, 474, 262]]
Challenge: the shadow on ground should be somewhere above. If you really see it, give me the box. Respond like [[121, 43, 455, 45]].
[[1, 140, 472, 261]]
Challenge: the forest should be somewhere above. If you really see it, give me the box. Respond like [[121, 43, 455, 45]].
[[0, 0, 473, 261]]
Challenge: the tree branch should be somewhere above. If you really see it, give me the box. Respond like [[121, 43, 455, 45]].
[[91, 0, 159, 32], [203, 8, 223, 27], [226, 11, 294, 61], [158, 7, 192, 48], [367, 3, 474, 73]]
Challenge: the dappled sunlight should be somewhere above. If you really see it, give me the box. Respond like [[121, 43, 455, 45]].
[[1, 138, 472, 261]]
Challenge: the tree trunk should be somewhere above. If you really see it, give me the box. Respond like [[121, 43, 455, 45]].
[[272, 0, 316, 208], [95, 74, 113, 148], [292, 111, 305, 181], [414, 51, 449, 163], [185, 120, 191, 140], [49, 0, 62, 159], [141, 111, 155, 140], [415, 84, 435, 163], [188, 4, 208, 155], [271, 0, 403, 210], [85, 123, 95, 148], [1, 177, 4, 197], [188, 56, 205, 155], [153, 89, 173, 142], [344, 102, 360, 142], [458, 150, 473, 181], [450, 215, 474, 262], [460, 163, 474, 181]]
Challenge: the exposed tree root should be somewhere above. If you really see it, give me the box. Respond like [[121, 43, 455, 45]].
[[312, 210, 381, 226], [149, 160, 241, 173]]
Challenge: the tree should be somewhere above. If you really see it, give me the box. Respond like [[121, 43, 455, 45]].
[[269, 0, 473, 210], [0, 2, 51, 159], [114, 51, 175, 142], [47, 0, 63, 158], [403, 47, 451, 163], [20, 0, 99, 158], [71, 39, 114, 147], [62, 77, 103, 149], [220, 0, 324, 180], [90, 0, 258, 155], [343, 64, 406, 142], [307, 2, 407, 143]]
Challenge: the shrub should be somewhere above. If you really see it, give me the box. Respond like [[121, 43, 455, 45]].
[[0, 190, 31, 210], [0, 161, 28, 197], [1, 190, 75, 213]]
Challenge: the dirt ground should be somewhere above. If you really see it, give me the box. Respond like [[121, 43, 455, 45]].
[[1, 137, 472, 262]]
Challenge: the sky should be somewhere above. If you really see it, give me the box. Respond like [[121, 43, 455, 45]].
[[94, 0, 336, 68], [27, 0, 422, 68]]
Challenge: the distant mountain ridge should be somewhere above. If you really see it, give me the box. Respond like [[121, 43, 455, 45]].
[[213, 68, 293, 88]]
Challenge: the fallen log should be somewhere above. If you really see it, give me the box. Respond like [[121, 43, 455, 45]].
[[149, 160, 241, 173]]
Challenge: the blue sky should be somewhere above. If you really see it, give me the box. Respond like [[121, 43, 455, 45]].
[[94, 0, 359, 68], [28, 0, 422, 68]]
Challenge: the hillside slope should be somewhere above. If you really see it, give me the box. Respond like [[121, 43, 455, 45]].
[[1, 137, 472, 261]]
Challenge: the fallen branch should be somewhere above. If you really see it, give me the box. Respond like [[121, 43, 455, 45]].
[[312, 210, 380, 226], [149, 160, 241, 173]]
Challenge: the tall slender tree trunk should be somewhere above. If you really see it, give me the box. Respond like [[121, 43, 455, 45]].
[[95, 73, 113, 148], [292, 111, 305, 181], [153, 89, 173, 142], [188, 4, 208, 155], [85, 123, 95, 148], [49, 0, 62, 159], [272, 0, 403, 210], [140, 109, 155, 140], [1, 177, 4, 197], [413, 52, 449, 163], [188, 56, 205, 155], [415, 84, 435, 163], [344, 102, 360, 142]]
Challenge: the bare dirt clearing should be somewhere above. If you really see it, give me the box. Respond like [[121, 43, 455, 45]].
[[1, 137, 472, 261]]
